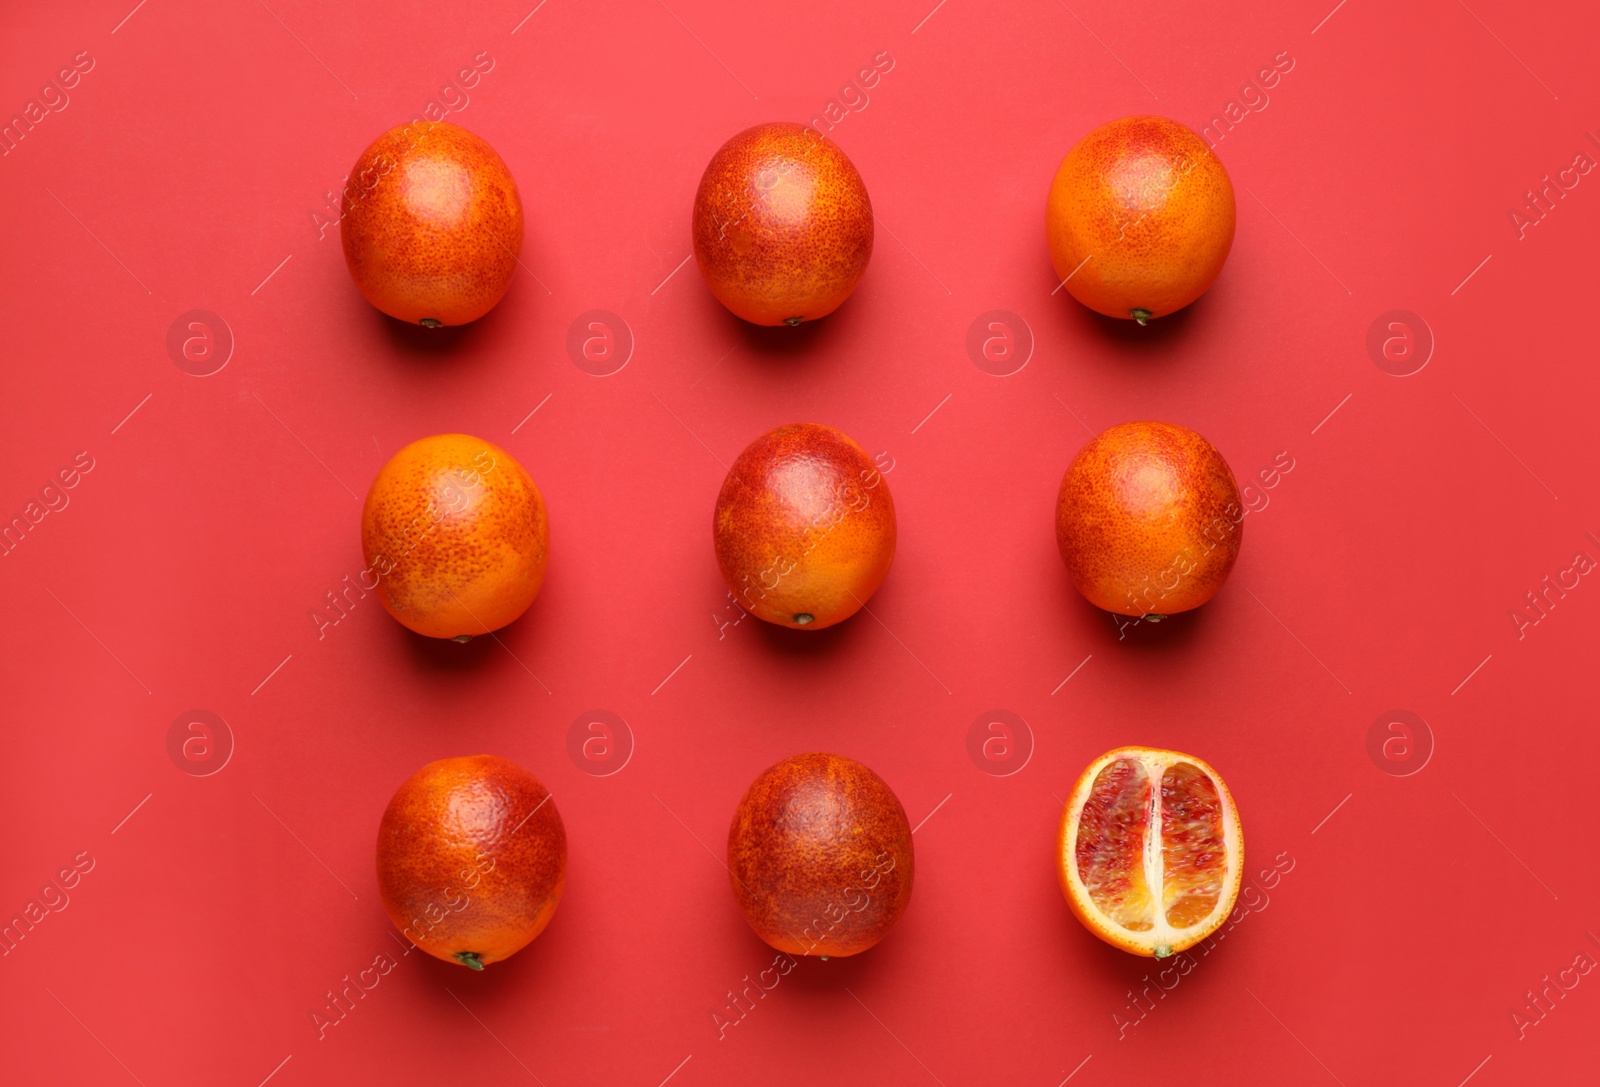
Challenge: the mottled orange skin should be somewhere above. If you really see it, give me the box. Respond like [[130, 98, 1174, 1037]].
[[376, 755, 566, 968], [1046, 116, 1235, 321], [1056, 421, 1242, 616], [341, 121, 523, 326], [713, 423, 894, 630], [362, 434, 549, 639], [692, 123, 874, 326], [728, 753, 914, 957]]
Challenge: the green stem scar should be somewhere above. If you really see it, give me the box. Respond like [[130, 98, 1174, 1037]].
[[1142, 614, 1167, 623], [452, 634, 474, 644], [420, 318, 442, 328], [793, 613, 815, 625], [455, 951, 485, 970], [1154, 944, 1172, 959], [1130, 309, 1152, 326], [783, 316, 804, 326]]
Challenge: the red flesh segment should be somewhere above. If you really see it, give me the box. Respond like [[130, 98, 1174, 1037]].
[[1075, 758, 1155, 930], [1160, 761, 1226, 927]]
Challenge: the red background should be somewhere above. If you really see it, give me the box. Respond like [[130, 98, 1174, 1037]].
[[2, 0, 1597, 1084]]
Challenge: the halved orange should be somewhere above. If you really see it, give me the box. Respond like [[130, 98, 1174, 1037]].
[[1057, 746, 1242, 957]]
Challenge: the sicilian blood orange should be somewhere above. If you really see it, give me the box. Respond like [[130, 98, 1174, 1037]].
[[376, 755, 566, 969], [1058, 746, 1242, 958], [692, 123, 874, 326], [727, 753, 914, 957], [1045, 115, 1235, 323], [713, 423, 894, 630], [361, 434, 549, 639], [1055, 420, 1242, 617], [341, 121, 524, 327]]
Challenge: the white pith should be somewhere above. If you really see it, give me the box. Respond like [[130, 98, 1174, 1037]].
[[1062, 747, 1242, 953]]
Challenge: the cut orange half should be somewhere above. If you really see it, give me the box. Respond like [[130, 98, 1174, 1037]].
[[1057, 746, 1243, 957]]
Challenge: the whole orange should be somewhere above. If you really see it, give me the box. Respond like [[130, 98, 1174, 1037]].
[[692, 122, 874, 326], [376, 755, 566, 969], [1045, 115, 1235, 323], [713, 423, 894, 629], [341, 121, 523, 326], [727, 753, 914, 957], [1055, 421, 1242, 616], [361, 434, 549, 639]]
